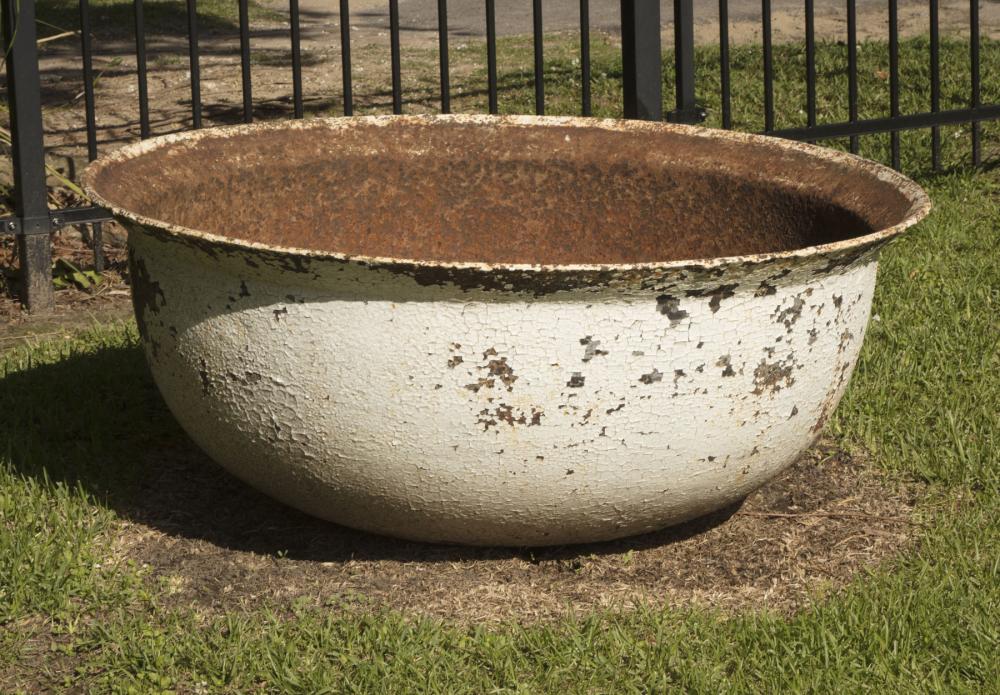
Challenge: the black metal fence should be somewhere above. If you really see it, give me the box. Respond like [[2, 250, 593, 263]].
[[1, 0, 997, 312]]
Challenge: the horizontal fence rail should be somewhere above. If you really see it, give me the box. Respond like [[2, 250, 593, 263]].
[[1, 0, 998, 312]]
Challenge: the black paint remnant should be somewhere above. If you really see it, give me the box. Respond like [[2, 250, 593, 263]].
[[639, 368, 663, 384], [755, 280, 778, 297], [773, 296, 806, 331], [580, 336, 609, 362], [198, 358, 212, 395], [656, 294, 689, 326], [687, 283, 739, 312], [717, 354, 736, 377]]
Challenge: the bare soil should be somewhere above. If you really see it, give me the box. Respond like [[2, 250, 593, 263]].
[[108, 439, 922, 623], [0, 224, 132, 344]]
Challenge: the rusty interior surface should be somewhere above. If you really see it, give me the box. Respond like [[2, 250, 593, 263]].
[[90, 120, 917, 265]]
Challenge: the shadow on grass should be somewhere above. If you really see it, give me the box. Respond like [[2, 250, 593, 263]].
[[36, 0, 278, 39], [1, 338, 742, 565]]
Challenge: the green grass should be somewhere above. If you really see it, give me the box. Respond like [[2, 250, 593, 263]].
[[340, 33, 1000, 177], [2, 33, 999, 693]]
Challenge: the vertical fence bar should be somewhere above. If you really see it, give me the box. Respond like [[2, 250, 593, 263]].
[[133, 0, 150, 137], [238, 0, 252, 122], [670, 0, 702, 122], [79, 0, 103, 272], [971, 0, 980, 165], [620, 0, 662, 121], [532, 0, 544, 115], [340, 0, 353, 115], [580, 0, 591, 116], [437, 0, 450, 113], [485, 0, 497, 114], [847, 0, 858, 152], [762, 0, 774, 131], [389, 0, 402, 113], [89, 222, 104, 272], [79, 0, 98, 159], [889, 0, 900, 169], [805, 0, 816, 128], [290, 0, 303, 118], [929, 0, 940, 169], [719, 0, 731, 128], [186, 0, 202, 128], [2, 0, 54, 311]]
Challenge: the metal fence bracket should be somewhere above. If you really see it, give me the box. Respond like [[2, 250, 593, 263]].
[[0, 207, 113, 236]]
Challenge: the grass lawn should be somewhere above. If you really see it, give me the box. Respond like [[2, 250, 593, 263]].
[[1, 30, 999, 693]]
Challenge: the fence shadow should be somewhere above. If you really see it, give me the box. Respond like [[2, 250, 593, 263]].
[[37, 0, 253, 39], [1, 337, 742, 566]]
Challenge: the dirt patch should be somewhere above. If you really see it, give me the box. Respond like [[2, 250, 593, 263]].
[[109, 439, 922, 623], [0, 225, 132, 343]]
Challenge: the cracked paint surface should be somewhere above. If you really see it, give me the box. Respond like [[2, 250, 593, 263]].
[[84, 116, 930, 546], [121, 227, 895, 546]]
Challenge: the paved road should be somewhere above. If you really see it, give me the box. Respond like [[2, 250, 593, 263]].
[[283, 0, 998, 45]]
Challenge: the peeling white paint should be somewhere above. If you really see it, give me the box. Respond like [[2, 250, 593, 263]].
[[127, 228, 887, 546]]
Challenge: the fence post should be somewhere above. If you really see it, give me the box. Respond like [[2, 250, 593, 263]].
[[2, 0, 54, 312], [668, 0, 705, 123], [620, 0, 662, 120]]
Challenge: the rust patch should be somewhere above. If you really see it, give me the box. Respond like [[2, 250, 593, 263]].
[[87, 119, 917, 270], [464, 351, 518, 393], [838, 329, 855, 353], [477, 405, 543, 431], [812, 401, 834, 433], [465, 379, 494, 394], [752, 357, 797, 395], [486, 356, 518, 390]]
